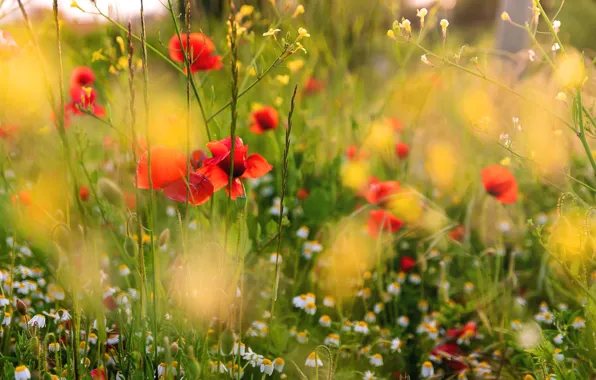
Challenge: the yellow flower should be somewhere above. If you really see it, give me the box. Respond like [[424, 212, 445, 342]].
[[440, 19, 449, 39], [239, 5, 254, 16], [501, 12, 511, 22], [292, 5, 305, 18], [416, 8, 428, 28], [276, 75, 290, 85], [287, 59, 304, 72], [387, 30, 396, 40], [91, 49, 107, 62], [297, 27, 310, 40], [500, 156, 511, 166], [399, 19, 412, 37], [263, 28, 281, 37]]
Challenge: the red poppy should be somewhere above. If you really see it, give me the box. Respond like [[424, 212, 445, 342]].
[[0, 123, 18, 140], [168, 33, 222, 73], [249, 106, 279, 134], [90, 368, 107, 380], [448, 225, 465, 242], [304, 77, 325, 96], [395, 142, 409, 159], [400, 256, 416, 272], [432, 343, 467, 371], [102, 295, 118, 311], [136, 146, 214, 205], [196, 136, 273, 200], [70, 66, 95, 87], [387, 118, 403, 132], [346, 145, 371, 161], [190, 149, 206, 169], [69, 86, 106, 117], [79, 186, 90, 201], [0, 30, 18, 58], [365, 180, 401, 206], [297, 188, 310, 200], [367, 210, 403, 238], [481, 165, 518, 204], [11, 190, 32, 206]]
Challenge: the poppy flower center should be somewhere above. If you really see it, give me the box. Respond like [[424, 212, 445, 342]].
[[217, 151, 246, 178]]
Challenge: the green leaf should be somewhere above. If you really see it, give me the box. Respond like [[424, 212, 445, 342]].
[[303, 188, 330, 221]]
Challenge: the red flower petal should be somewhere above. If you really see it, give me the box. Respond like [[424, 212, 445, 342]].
[[250, 106, 279, 134], [365, 181, 401, 205], [367, 210, 403, 238], [226, 178, 245, 200], [70, 66, 95, 87], [396, 142, 409, 159], [168, 33, 221, 72], [163, 173, 214, 205], [242, 154, 273, 179], [481, 165, 518, 204], [136, 147, 188, 190], [196, 164, 229, 191], [249, 123, 265, 134], [399, 256, 416, 272]]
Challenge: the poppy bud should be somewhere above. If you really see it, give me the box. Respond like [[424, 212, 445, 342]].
[[15, 298, 27, 316], [79, 186, 90, 201], [170, 341, 179, 355], [219, 329, 235, 356], [98, 178, 124, 206], [158, 228, 170, 248], [395, 143, 409, 159]]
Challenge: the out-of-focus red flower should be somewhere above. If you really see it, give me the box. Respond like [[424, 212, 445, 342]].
[[400, 256, 416, 272], [197, 136, 273, 200], [449, 225, 465, 242], [103, 136, 114, 149], [168, 33, 222, 73], [250, 106, 279, 134], [90, 368, 107, 380], [190, 149, 206, 169], [102, 296, 118, 311], [0, 30, 18, 58], [297, 188, 310, 200], [367, 210, 403, 238], [346, 145, 370, 161], [395, 142, 409, 159], [481, 165, 518, 204], [432, 343, 467, 371], [304, 77, 324, 95], [0, 123, 19, 140], [11, 190, 32, 206], [365, 180, 401, 206], [70, 66, 95, 87], [79, 186, 90, 201], [386, 118, 403, 132], [136, 146, 213, 205], [124, 192, 136, 210]]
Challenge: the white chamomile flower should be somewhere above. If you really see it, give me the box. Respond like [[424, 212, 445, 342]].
[[305, 351, 323, 368]]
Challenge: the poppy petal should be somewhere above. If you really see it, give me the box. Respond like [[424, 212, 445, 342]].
[[163, 173, 214, 205], [481, 165, 518, 204], [206, 141, 229, 157], [136, 146, 188, 190], [367, 210, 403, 238], [196, 164, 229, 191], [250, 123, 265, 134], [242, 154, 273, 179], [225, 178, 245, 200]]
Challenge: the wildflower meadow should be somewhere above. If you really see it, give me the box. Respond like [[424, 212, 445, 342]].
[[1, 0, 596, 378]]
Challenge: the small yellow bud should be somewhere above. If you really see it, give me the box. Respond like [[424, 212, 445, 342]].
[[440, 19, 449, 39], [239, 5, 254, 16], [387, 30, 396, 40], [555, 92, 567, 102], [292, 5, 305, 18], [287, 59, 304, 72]]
